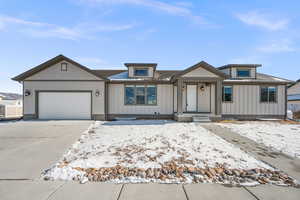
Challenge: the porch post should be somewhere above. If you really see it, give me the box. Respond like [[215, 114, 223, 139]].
[[215, 80, 222, 115], [177, 79, 183, 114]]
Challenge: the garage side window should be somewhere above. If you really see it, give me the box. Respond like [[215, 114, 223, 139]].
[[260, 86, 277, 103], [125, 85, 157, 105], [222, 86, 233, 102]]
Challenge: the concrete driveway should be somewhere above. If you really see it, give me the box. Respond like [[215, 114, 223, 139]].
[[0, 120, 299, 200], [0, 120, 92, 179]]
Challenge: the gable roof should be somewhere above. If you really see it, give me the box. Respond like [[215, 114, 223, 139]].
[[288, 79, 300, 88], [12, 55, 108, 81], [171, 61, 228, 81]]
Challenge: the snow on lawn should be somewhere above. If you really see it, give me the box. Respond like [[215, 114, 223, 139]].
[[219, 121, 300, 158], [42, 120, 279, 184]]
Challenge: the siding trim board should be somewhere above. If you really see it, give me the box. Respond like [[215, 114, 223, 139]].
[[222, 114, 285, 120], [107, 114, 173, 120]]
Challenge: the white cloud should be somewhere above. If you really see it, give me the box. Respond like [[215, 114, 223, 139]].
[[236, 11, 289, 31], [77, 0, 206, 24], [0, 15, 135, 40], [257, 39, 296, 53]]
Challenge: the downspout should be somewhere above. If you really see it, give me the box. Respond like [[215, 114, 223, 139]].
[[104, 81, 109, 121]]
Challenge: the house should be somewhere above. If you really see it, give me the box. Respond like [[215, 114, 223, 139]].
[[0, 93, 23, 119], [12, 55, 292, 121], [288, 79, 300, 112]]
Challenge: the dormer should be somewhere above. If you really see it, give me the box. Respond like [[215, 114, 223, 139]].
[[125, 63, 157, 78], [218, 64, 261, 79]]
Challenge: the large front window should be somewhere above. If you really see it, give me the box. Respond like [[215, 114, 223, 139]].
[[134, 69, 148, 76], [260, 86, 277, 103], [125, 85, 157, 105]]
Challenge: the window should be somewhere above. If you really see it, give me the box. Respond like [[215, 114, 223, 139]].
[[125, 85, 135, 105], [237, 69, 250, 77], [147, 85, 157, 105], [61, 63, 68, 71], [134, 68, 148, 76], [222, 86, 233, 102], [136, 85, 145, 104], [260, 86, 277, 103], [125, 85, 157, 105]]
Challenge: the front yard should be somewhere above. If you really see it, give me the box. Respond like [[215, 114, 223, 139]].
[[42, 120, 297, 186], [219, 121, 300, 158]]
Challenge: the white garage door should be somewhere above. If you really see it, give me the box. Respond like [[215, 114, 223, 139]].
[[38, 92, 91, 119]]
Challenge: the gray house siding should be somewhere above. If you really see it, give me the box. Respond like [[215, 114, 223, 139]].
[[222, 84, 286, 119], [107, 84, 173, 119]]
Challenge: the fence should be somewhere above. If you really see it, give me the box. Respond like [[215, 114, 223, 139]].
[[0, 104, 22, 119]]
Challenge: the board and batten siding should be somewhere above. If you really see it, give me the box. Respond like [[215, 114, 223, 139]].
[[222, 85, 285, 115], [173, 86, 177, 112], [108, 84, 173, 115], [25, 61, 102, 81], [23, 81, 105, 115]]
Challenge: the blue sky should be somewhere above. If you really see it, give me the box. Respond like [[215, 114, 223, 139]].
[[0, 0, 299, 93]]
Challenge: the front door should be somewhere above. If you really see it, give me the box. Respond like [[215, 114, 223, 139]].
[[186, 85, 197, 112]]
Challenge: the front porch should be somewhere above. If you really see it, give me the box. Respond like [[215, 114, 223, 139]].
[[174, 77, 223, 122]]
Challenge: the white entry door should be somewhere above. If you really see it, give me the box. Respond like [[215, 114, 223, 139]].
[[186, 85, 197, 112], [38, 92, 91, 120]]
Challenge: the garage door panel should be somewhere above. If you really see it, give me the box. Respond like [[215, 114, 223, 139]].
[[38, 92, 91, 119]]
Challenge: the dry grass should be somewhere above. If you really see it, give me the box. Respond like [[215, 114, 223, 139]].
[[278, 120, 300, 124], [293, 111, 300, 120]]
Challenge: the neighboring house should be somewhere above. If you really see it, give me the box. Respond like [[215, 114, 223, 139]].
[[12, 55, 292, 121], [288, 79, 300, 112], [0, 93, 23, 119]]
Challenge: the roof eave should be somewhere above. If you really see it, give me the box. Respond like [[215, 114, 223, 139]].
[[11, 55, 108, 82]]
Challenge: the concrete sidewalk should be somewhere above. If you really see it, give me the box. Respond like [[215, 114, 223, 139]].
[[1, 181, 299, 200]]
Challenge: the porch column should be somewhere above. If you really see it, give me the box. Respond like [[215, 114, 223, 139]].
[[215, 80, 222, 115], [177, 79, 183, 114]]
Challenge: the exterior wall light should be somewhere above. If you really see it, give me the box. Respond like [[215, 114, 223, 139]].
[[95, 90, 100, 97], [200, 85, 205, 91], [24, 89, 31, 96]]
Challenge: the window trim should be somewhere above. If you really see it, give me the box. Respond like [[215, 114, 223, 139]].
[[222, 85, 233, 103], [124, 84, 157, 106], [236, 68, 251, 78], [133, 68, 149, 77], [260, 85, 278, 103], [61, 62, 68, 72]]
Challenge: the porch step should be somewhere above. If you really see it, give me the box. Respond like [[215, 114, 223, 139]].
[[192, 116, 211, 122]]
